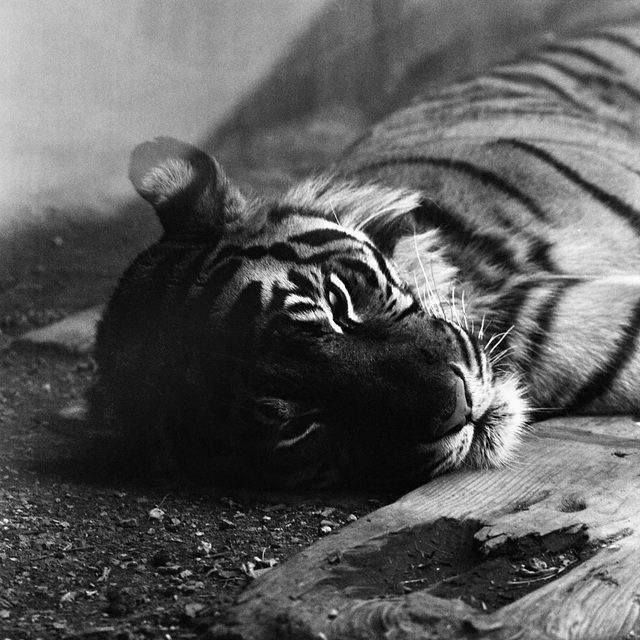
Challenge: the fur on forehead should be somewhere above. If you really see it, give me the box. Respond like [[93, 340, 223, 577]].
[[283, 175, 423, 233]]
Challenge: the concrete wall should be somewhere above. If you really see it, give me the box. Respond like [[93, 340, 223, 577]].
[[3, 0, 640, 236], [0, 0, 326, 232]]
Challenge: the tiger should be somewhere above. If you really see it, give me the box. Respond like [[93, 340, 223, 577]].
[[89, 21, 640, 490]]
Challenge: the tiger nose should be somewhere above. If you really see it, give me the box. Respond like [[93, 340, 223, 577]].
[[434, 373, 471, 439]]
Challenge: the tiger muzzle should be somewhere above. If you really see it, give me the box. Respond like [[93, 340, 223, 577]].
[[316, 333, 473, 445]]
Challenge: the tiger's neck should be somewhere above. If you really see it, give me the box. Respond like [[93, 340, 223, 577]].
[[392, 226, 546, 346]]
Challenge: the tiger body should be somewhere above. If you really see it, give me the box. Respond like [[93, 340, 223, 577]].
[[90, 22, 640, 488], [340, 24, 640, 418]]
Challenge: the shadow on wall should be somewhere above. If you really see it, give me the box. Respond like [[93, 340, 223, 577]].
[[205, 0, 638, 189], [2, 0, 639, 320]]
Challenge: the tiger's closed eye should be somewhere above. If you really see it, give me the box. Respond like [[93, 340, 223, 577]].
[[326, 273, 360, 331]]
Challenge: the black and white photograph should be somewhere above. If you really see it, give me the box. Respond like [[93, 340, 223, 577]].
[[2, 1, 640, 638]]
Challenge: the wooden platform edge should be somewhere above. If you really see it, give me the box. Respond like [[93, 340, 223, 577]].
[[204, 416, 640, 640]]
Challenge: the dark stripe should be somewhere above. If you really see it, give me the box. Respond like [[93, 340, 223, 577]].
[[492, 280, 541, 338], [540, 43, 621, 73], [593, 31, 640, 59], [245, 244, 271, 260], [222, 280, 264, 348], [356, 155, 550, 222], [174, 247, 216, 296], [287, 269, 318, 298], [526, 236, 556, 273], [379, 89, 536, 128], [216, 241, 341, 266], [267, 205, 331, 225], [470, 331, 486, 375], [196, 258, 243, 307], [432, 84, 533, 104], [496, 139, 640, 237], [366, 243, 402, 289], [264, 284, 291, 316], [289, 225, 401, 291], [488, 69, 593, 113], [567, 297, 640, 412], [519, 280, 577, 375], [530, 56, 595, 83], [337, 258, 379, 288], [413, 92, 534, 117], [214, 243, 256, 264], [447, 323, 473, 370], [466, 105, 589, 119], [203, 237, 403, 308], [531, 56, 640, 103], [414, 201, 527, 275], [269, 245, 342, 265], [267, 242, 300, 262], [289, 228, 355, 246], [394, 300, 421, 323]]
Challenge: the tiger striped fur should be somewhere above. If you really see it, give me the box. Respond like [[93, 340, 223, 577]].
[[90, 20, 640, 489]]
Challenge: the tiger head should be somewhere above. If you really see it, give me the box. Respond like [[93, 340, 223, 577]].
[[119, 137, 527, 489]]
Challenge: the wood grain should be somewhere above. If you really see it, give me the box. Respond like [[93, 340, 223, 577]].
[[209, 416, 640, 640]]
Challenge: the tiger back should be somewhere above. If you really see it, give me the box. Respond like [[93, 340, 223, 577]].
[[89, 20, 640, 489]]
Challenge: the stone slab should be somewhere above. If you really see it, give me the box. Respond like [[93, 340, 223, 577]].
[[12, 305, 104, 355]]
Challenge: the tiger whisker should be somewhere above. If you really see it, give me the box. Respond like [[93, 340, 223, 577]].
[[425, 269, 444, 318], [489, 346, 515, 365], [429, 260, 447, 319], [413, 271, 428, 311], [490, 342, 515, 357], [451, 285, 461, 326], [478, 315, 494, 342], [460, 289, 469, 331], [412, 230, 442, 318], [486, 327, 514, 354], [478, 314, 486, 341], [411, 223, 445, 318], [329, 200, 341, 226], [490, 354, 513, 367]]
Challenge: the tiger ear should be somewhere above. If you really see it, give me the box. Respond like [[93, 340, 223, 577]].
[[128, 137, 245, 234]]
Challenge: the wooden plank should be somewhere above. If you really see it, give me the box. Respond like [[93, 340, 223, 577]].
[[210, 416, 640, 640]]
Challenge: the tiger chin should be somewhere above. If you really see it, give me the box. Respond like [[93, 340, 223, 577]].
[[88, 136, 527, 490]]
